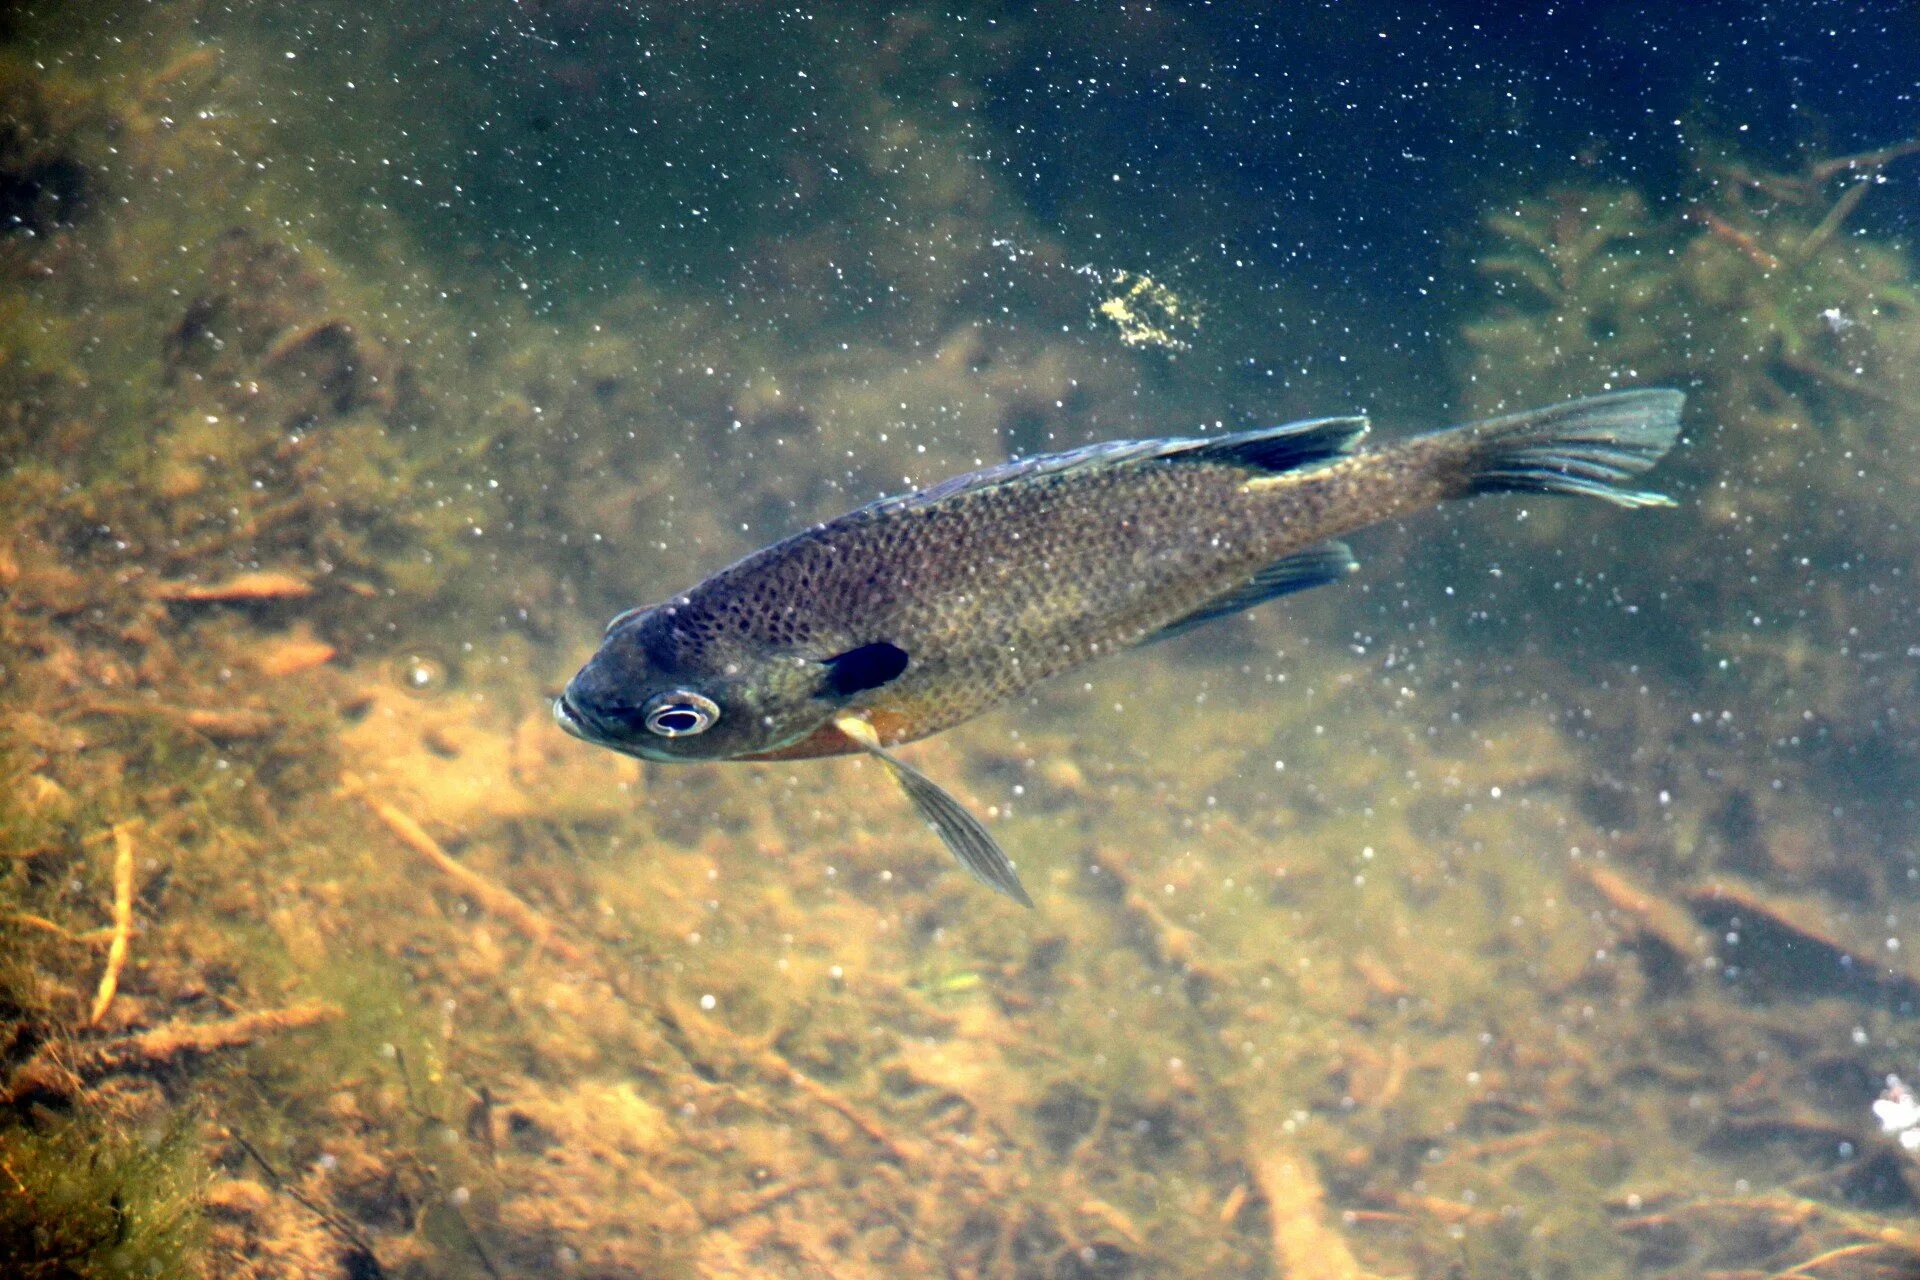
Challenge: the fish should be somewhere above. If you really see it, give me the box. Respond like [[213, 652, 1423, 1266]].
[[556, 388, 1684, 907]]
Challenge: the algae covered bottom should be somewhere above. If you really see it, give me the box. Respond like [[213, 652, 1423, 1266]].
[[3, 3, 1919, 1279]]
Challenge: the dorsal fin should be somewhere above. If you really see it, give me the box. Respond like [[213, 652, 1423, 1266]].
[[1176, 416, 1369, 474], [1144, 542, 1358, 645], [847, 415, 1370, 520]]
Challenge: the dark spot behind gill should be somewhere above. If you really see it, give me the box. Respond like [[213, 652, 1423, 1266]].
[[818, 641, 910, 698]]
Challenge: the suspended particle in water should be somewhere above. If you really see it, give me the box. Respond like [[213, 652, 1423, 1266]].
[[1095, 270, 1202, 351]]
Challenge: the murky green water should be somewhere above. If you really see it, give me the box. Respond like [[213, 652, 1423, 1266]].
[[4, 4, 1918, 1277]]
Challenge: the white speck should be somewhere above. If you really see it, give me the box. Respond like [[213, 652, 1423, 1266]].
[[699, 993, 716, 1011], [1873, 1075, 1920, 1148]]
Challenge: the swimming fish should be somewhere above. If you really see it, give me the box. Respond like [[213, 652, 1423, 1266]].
[[556, 389, 1684, 907]]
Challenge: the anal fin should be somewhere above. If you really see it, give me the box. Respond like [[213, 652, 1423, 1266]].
[[1146, 541, 1357, 645]]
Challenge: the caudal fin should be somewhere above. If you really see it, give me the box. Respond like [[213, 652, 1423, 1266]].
[[1451, 389, 1685, 509]]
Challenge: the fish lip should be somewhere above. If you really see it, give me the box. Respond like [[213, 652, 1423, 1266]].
[[552, 689, 595, 741]]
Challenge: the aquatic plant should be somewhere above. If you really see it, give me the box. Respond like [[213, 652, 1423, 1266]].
[[1457, 139, 1920, 893], [0, 1110, 206, 1279]]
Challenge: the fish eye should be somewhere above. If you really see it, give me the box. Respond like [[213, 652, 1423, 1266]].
[[642, 690, 719, 737]]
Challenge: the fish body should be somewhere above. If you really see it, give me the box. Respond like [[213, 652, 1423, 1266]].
[[557, 389, 1684, 905]]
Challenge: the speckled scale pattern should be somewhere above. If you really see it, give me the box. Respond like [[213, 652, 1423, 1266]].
[[673, 432, 1458, 750]]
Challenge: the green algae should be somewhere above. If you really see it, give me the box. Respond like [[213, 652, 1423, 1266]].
[[0, 1110, 206, 1280]]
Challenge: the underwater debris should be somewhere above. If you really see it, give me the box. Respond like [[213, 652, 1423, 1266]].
[[670, 996, 925, 1167], [1094, 268, 1201, 351], [253, 633, 337, 678], [147, 570, 317, 603], [1611, 1191, 1920, 1275], [86, 822, 135, 1025], [1571, 861, 1709, 967], [225, 1120, 402, 1280], [3, 1003, 343, 1106], [1348, 950, 1409, 1001], [350, 781, 589, 967], [82, 698, 277, 742], [1083, 845, 1229, 998], [1251, 1149, 1374, 1280]]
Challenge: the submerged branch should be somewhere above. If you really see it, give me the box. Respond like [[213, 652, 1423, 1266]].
[[1250, 1149, 1376, 1280], [87, 823, 137, 1025], [1807, 138, 1920, 184], [350, 779, 588, 966], [3, 1002, 344, 1104]]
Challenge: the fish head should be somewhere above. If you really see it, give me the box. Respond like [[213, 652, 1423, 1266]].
[[554, 600, 835, 763]]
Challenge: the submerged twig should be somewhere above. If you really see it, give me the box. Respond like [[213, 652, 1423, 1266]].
[[707, 1177, 821, 1227], [1571, 861, 1708, 962], [85, 1002, 343, 1075], [444, 1199, 504, 1280], [352, 782, 587, 966], [1797, 181, 1874, 257], [82, 699, 277, 741], [1615, 1193, 1920, 1254], [753, 1038, 919, 1165], [1769, 1241, 1909, 1279], [3, 1002, 343, 1104], [233, 1132, 388, 1278], [88, 823, 136, 1025], [5, 912, 111, 945], [1807, 138, 1920, 184], [147, 569, 315, 603], [1250, 1149, 1374, 1280], [668, 999, 921, 1166], [1686, 207, 1783, 271]]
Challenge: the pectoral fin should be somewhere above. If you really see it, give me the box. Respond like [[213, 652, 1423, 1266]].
[[834, 714, 1034, 908]]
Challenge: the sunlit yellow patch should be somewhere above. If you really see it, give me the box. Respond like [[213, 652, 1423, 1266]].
[[1096, 271, 1200, 351]]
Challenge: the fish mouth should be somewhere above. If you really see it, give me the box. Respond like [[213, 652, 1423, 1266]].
[[552, 689, 595, 742], [553, 686, 679, 763]]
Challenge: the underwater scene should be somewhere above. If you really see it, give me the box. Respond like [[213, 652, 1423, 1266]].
[[3, 2, 1919, 1277]]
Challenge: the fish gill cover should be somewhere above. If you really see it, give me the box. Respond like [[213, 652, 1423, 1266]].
[[1, 2, 1918, 1278]]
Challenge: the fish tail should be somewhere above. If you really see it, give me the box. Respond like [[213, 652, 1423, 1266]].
[[1441, 389, 1685, 509]]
